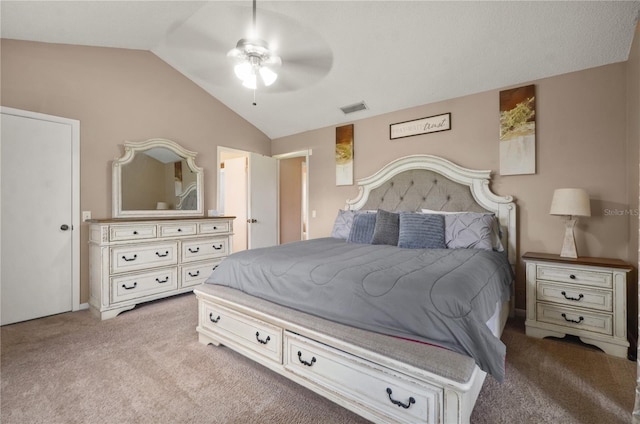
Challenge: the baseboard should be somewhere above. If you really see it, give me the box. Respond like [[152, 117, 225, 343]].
[[79, 303, 89, 311]]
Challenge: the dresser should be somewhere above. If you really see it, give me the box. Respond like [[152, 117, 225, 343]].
[[523, 252, 631, 358], [89, 217, 234, 320]]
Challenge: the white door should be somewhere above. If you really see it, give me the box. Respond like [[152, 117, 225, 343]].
[[223, 157, 248, 251], [247, 152, 278, 249], [1, 109, 79, 325]]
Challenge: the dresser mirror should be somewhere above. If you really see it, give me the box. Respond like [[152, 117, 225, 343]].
[[112, 138, 204, 218]]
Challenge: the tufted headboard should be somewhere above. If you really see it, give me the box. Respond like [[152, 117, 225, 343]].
[[345, 155, 517, 265]]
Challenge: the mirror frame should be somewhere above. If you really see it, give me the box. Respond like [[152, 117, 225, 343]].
[[112, 138, 204, 218]]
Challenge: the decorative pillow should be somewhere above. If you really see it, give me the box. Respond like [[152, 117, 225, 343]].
[[421, 209, 503, 251], [347, 212, 377, 244], [397, 212, 446, 249], [444, 213, 494, 250], [331, 209, 356, 239], [371, 209, 400, 246]]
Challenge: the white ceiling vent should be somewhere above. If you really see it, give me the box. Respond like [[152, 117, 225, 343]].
[[340, 101, 368, 115]]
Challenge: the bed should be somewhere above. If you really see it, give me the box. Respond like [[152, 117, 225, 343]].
[[194, 154, 516, 424]]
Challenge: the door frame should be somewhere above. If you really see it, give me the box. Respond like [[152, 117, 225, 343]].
[[1, 106, 81, 312], [273, 149, 311, 241]]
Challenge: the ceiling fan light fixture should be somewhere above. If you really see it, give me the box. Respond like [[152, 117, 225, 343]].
[[228, 0, 281, 91]]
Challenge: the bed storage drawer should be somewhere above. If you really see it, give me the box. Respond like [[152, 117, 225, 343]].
[[181, 260, 221, 288], [111, 267, 178, 303], [110, 242, 178, 273], [200, 302, 282, 363], [182, 237, 229, 263], [284, 332, 441, 424]]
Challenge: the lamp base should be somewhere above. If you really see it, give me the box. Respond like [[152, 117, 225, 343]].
[[560, 217, 578, 259]]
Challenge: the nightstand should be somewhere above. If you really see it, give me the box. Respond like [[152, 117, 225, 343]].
[[523, 252, 631, 358]]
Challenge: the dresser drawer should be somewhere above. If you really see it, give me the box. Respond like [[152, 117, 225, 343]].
[[200, 302, 282, 363], [536, 303, 612, 335], [182, 237, 229, 263], [158, 223, 197, 237], [111, 267, 178, 303], [110, 224, 157, 242], [111, 242, 178, 274], [284, 332, 441, 424], [199, 221, 231, 235], [536, 264, 612, 289], [181, 260, 222, 288], [536, 281, 613, 312]]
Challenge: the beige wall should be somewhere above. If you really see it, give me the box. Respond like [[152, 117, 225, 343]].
[[1, 39, 271, 303], [273, 63, 638, 311]]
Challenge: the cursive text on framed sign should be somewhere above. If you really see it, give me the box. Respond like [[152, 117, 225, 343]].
[[390, 113, 451, 140]]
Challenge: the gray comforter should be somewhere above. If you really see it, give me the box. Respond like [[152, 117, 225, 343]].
[[205, 237, 513, 381]]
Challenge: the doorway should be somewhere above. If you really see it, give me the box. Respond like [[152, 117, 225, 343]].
[[275, 150, 310, 244], [1, 107, 80, 325], [218, 147, 279, 251]]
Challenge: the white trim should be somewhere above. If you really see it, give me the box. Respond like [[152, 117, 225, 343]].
[[0, 106, 81, 312]]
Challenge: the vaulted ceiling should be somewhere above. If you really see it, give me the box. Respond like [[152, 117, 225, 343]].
[[2, 1, 639, 139]]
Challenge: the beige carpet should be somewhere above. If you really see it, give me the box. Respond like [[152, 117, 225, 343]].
[[1, 293, 635, 424]]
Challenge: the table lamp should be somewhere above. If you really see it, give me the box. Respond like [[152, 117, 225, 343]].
[[549, 188, 591, 258]]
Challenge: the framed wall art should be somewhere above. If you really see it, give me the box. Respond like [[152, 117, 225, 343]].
[[499, 85, 536, 175], [390, 113, 451, 140], [336, 124, 354, 186]]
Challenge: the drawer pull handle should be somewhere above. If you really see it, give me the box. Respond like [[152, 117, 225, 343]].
[[133, 231, 138, 235], [561, 291, 584, 301], [213, 244, 223, 250], [561, 313, 584, 324], [255, 332, 270, 345], [386, 388, 415, 409], [212, 265, 219, 271], [156, 277, 169, 284], [209, 313, 220, 323], [213, 226, 218, 230], [189, 247, 200, 253], [188, 271, 200, 277], [122, 254, 137, 262], [156, 251, 169, 258], [297, 351, 316, 367], [177, 228, 182, 232], [122, 282, 137, 290], [569, 274, 576, 279]]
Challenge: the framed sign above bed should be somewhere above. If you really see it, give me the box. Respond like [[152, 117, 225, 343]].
[[390, 113, 451, 140]]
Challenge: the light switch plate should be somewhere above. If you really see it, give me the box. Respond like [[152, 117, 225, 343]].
[[82, 211, 91, 221]]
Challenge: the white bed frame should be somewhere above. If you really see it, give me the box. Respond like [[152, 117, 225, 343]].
[[195, 155, 516, 424]]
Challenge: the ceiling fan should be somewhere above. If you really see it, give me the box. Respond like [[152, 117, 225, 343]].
[[227, 0, 282, 91]]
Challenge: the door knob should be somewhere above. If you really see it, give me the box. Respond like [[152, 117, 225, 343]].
[[60, 224, 70, 231], [247, 219, 257, 223]]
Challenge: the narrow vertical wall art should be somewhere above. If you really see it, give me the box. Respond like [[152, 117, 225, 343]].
[[336, 124, 354, 186], [499, 85, 536, 175]]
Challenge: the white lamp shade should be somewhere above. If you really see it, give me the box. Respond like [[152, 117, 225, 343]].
[[549, 188, 591, 217]]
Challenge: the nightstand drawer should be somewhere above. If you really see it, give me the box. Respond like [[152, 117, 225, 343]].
[[536, 281, 613, 312], [536, 303, 612, 335], [536, 265, 611, 289]]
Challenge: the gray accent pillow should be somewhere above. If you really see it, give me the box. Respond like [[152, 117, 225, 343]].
[[371, 209, 400, 246], [422, 209, 503, 251], [331, 209, 356, 239], [444, 213, 494, 250], [398, 212, 446, 249], [347, 212, 377, 244]]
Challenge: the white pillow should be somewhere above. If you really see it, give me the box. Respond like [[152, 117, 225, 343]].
[[421, 209, 504, 251]]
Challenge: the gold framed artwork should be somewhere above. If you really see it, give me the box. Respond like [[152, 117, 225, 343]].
[[336, 124, 354, 186], [499, 85, 536, 175]]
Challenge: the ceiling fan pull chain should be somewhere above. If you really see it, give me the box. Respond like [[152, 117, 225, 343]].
[[253, 88, 257, 106]]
